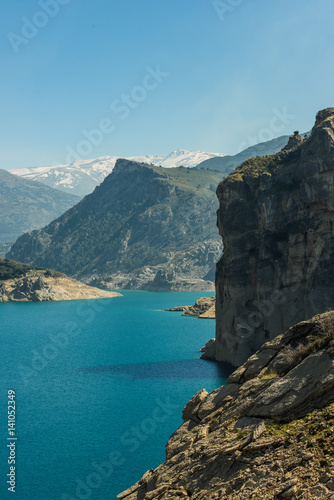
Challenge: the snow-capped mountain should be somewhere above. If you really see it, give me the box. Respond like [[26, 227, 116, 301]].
[[159, 149, 225, 169], [10, 155, 164, 198], [9, 150, 225, 197]]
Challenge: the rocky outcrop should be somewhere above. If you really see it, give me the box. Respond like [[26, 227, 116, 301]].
[[7, 161, 224, 292], [0, 271, 121, 302], [164, 297, 216, 319], [118, 311, 334, 500], [282, 132, 304, 151], [206, 108, 334, 366]]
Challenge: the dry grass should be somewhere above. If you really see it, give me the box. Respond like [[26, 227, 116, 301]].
[[260, 370, 281, 379], [280, 313, 334, 374]]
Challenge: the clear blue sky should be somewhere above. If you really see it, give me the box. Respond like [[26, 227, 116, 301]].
[[1, 0, 334, 169]]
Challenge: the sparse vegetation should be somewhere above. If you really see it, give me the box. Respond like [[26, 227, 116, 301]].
[[0, 257, 63, 281], [265, 403, 334, 453], [280, 313, 334, 374], [148, 163, 223, 198], [221, 141, 304, 184]]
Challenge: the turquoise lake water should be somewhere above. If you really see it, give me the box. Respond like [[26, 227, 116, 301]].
[[0, 291, 233, 499]]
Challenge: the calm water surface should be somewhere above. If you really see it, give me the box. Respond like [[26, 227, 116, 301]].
[[0, 291, 233, 499]]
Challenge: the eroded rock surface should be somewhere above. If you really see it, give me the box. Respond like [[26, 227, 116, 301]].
[[118, 311, 334, 500]]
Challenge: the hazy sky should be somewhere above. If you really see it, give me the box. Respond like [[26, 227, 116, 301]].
[[1, 0, 334, 169]]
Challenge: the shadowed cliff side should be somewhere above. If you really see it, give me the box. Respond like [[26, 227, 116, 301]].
[[118, 311, 334, 499], [203, 108, 334, 366]]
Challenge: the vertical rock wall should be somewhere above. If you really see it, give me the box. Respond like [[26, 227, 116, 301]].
[[205, 108, 334, 366]]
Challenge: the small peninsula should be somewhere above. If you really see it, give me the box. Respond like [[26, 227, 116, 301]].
[[164, 296, 216, 319], [0, 257, 121, 302]]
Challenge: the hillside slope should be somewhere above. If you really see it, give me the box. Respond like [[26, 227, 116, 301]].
[[196, 135, 290, 174], [7, 160, 224, 291], [118, 311, 334, 499], [0, 169, 80, 246]]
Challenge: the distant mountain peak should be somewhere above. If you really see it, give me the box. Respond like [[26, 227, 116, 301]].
[[160, 149, 226, 169], [9, 150, 225, 197]]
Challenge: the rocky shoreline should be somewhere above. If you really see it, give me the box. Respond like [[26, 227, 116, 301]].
[[0, 270, 121, 302], [163, 296, 215, 319], [94, 272, 216, 292]]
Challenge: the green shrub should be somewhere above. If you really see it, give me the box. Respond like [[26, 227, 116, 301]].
[[0, 257, 63, 281]]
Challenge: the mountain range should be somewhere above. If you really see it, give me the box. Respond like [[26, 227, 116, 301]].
[[0, 169, 79, 255], [3, 134, 295, 288], [10, 137, 293, 199], [7, 160, 224, 291], [9, 150, 226, 197], [196, 135, 290, 173]]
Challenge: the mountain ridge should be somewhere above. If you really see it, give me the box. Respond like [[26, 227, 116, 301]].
[[196, 135, 290, 174], [7, 160, 225, 291], [9, 149, 226, 197], [9, 136, 295, 198]]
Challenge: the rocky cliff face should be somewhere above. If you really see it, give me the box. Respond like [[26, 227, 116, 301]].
[[7, 160, 224, 291], [204, 108, 334, 366], [118, 311, 334, 499]]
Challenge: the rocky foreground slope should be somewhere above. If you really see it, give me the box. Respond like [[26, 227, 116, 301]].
[[118, 311, 334, 500], [204, 108, 334, 366], [0, 258, 120, 302], [7, 161, 224, 291]]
